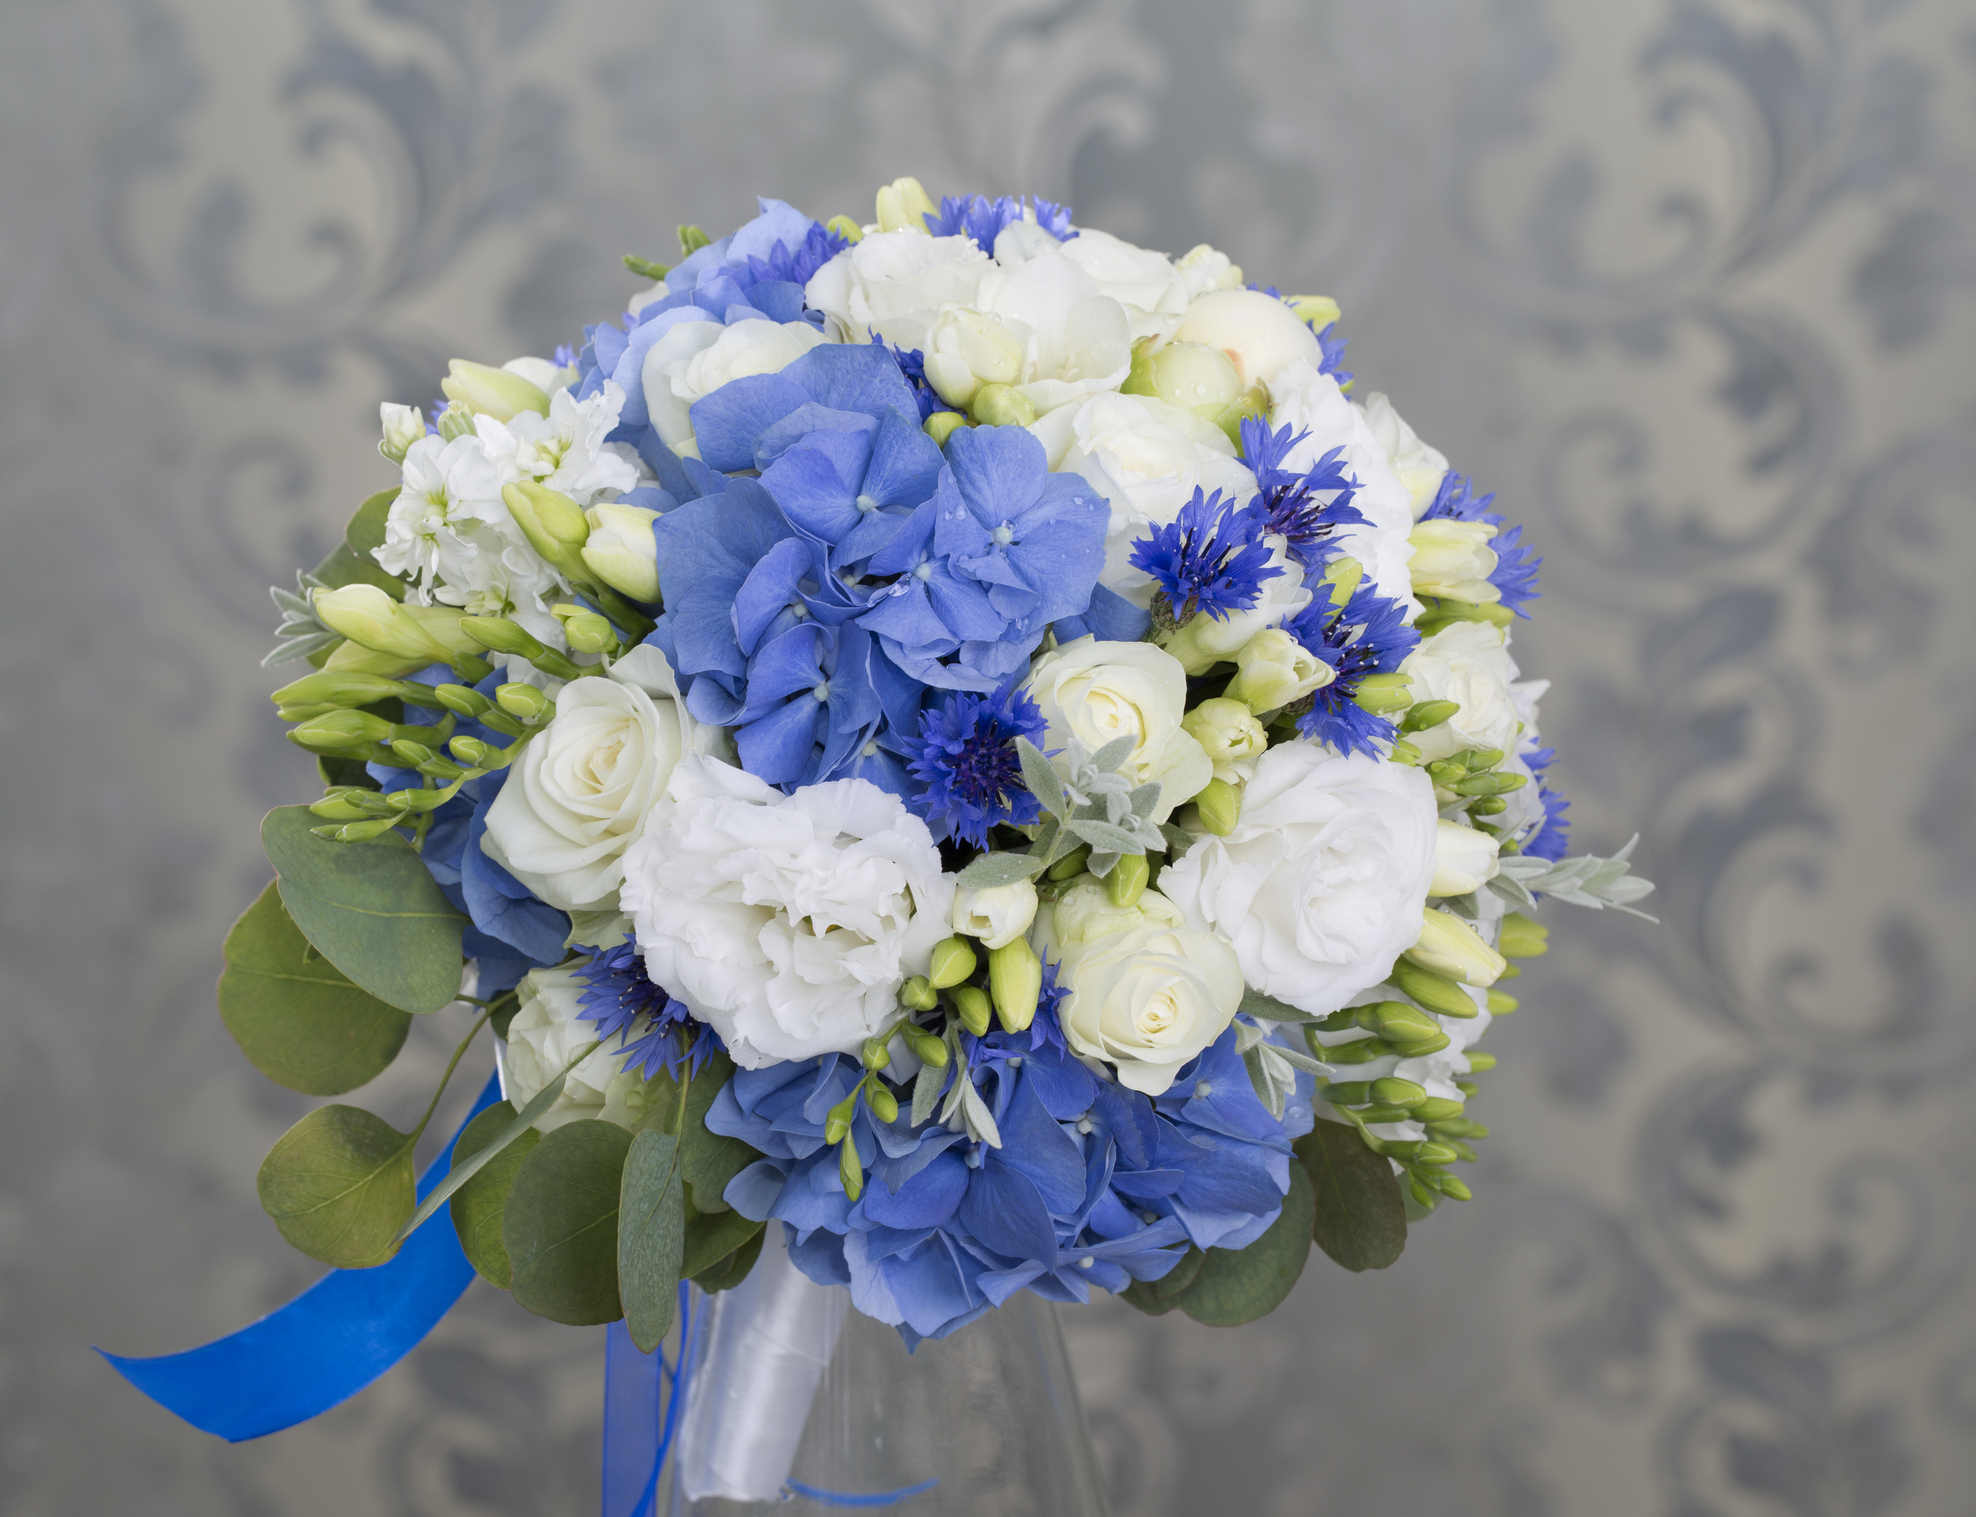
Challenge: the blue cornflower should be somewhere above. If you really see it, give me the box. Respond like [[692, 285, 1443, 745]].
[[869, 332, 946, 422], [573, 936, 722, 1080], [924, 194, 1076, 253], [1285, 584, 1420, 759], [1314, 321, 1353, 388], [744, 219, 850, 290], [1128, 488, 1282, 622], [1521, 745, 1571, 861], [1421, 471, 1542, 616], [1239, 418, 1366, 571], [908, 680, 1046, 846]]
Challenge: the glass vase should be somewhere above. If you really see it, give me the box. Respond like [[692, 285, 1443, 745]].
[[604, 1229, 1110, 1516]]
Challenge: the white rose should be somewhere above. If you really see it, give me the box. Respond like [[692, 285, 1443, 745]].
[[1268, 361, 1417, 611], [1023, 637, 1212, 824], [1033, 883, 1243, 1095], [1175, 243, 1244, 299], [1160, 743, 1439, 1018], [921, 306, 1026, 408], [620, 757, 955, 1067], [1408, 519, 1500, 604], [803, 231, 992, 351], [1360, 391, 1449, 520], [642, 318, 827, 455], [504, 965, 653, 1133], [481, 646, 709, 912], [1049, 228, 1191, 342], [967, 248, 1136, 416], [1032, 392, 1257, 605], [950, 879, 1039, 950], [1172, 288, 1321, 397], [1398, 621, 1521, 763], [1430, 819, 1501, 897], [1159, 533, 1312, 672]]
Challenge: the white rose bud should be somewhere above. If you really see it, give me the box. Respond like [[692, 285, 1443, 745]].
[[1399, 622, 1521, 763], [504, 964, 655, 1133], [1172, 288, 1321, 399], [1181, 698, 1268, 785], [440, 358, 551, 422], [1408, 519, 1500, 604], [379, 402, 426, 464], [1430, 819, 1501, 897], [1033, 883, 1243, 1096], [1224, 627, 1333, 714], [1406, 907, 1508, 987], [950, 879, 1040, 951], [1023, 637, 1213, 824], [921, 307, 1027, 409], [580, 502, 662, 603]]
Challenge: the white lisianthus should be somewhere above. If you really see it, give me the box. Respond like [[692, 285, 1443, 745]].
[[1408, 519, 1500, 604], [804, 231, 992, 351], [1023, 637, 1212, 823], [580, 502, 661, 603], [1159, 533, 1312, 673], [1172, 288, 1322, 397], [643, 318, 827, 456], [475, 381, 641, 505], [481, 646, 712, 912], [620, 757, 955, 1067], [1032, 392, 1257, 605], [1033, 883, 1242, 1096], [1430, 819, 1501, 897], [1267, 361, 1418, 611], [950, 879, 1039, 950], [1360, 392, 1449, 520], [504, 965, 655, 1133], [1398, 621, 1521, 763], [1160, 744, 1440, 1018], [1175, 243, 1244, 299]]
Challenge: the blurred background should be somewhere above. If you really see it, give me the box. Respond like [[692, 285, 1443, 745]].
[[6, 1, 1975, 1512]]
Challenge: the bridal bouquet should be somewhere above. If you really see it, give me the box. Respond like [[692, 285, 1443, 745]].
[[153, 179, 1654, 1391]]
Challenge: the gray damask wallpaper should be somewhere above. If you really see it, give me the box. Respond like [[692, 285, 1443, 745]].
[[5, 1, 1974, 1513]]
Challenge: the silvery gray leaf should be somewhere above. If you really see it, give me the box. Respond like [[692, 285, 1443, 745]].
[[1089, 734, 1137, 774], [956, 851, 1049, 888]]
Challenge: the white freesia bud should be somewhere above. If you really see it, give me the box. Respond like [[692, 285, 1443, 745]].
[[440, 359, 551, 422], [1409, 519, 1500, 603], [1022, 637, 1212, 824], [1398, 622, 1521, 763], [1175, 244, 1243, 298], [1406, 907, 1508, 987], [875, 175, 937, 234], [1430, 820, 1501, 897], [950, 879, 1039, 951], [921, 306, 1026, 408], [1224, 628, 1332, 713], [1033, 884, 1243, 1096], [1173, 288, 1321, 399], [1361, 392, 1450, 520], [504, 965, 653, 1133], [379, 402, 426, 464], [501, 354, 573, 396], [580, 502, 662, 603], [313, 584, 466, 664], [1181, 698, 1268, 785]]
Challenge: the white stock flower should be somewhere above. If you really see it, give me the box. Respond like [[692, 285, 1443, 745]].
[[1032, 392, 1257, 605], [1430, 820, 1501, 897], [1172, 288, 1322, 396], [1033, 883, 1243, 1095], [620, 757, 955, 1067], [1360, 391, 1449, 520], [804, 231, 992, 351], [1023, 637, 1212, 824], [475, 381, 640, 505], [1398, 621, 1521, 763], [642, 318, 827, 456], [504, 965, 652, 1133], [1408, 519, 1500, 603], [481, 647, 712, 912], [950, 879, 1039, 950], [1160, 743, 1440, 1018]]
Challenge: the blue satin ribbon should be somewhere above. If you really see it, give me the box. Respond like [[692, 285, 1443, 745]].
[[97, 1071, 504, 1442]]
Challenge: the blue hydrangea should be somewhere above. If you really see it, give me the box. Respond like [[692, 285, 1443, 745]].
[[907, 681, 1047, 846], [1284, 583, 1420, 758], [1127, 487, 1282, 621], [1421, 470, 1542, 616], [924, 193, 1076, 253]]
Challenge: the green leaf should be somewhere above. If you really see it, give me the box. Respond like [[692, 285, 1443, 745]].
[[617, 1128, 685, 1351], [505, 1120, 633, 1325], [953, 851, 1049, 889], [309, 541, 407, 600], [218, 880, 411, 1094], [448, 1102, 541, 1288], [1172, 1160, 1315, 1326], [1296, 1118, 1407, 1272], [257, 1104, 416, 1268], [1119, 1244, 1206, 1317], [690, 1224, 765, 1294], [682, 1205, 763, 1279], [262, 805, 467, 1014], [345, 488, 397, 560], [676, 1052, 756, 1212]]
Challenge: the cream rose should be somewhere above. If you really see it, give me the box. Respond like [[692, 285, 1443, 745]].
[[480, 646, 708, 912], [642, 318, 826, 455], [1398, 621, 1521, 763], [1160, 743, 1439, 1018], [803, 231, 992, 351], [1033, 883, 1243, 1095], [1023, 637, 1212, 823], [620, 757, 955, 1067]]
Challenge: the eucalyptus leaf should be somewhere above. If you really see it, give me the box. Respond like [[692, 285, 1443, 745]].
[[676, 1051, 756, 1212], [1014, 737, 1067, 820], [682, 1206, 763, 1279], [257, 1104, 416, 1269], [1295, 1118, 1407, 1272], [618, 1129, 685, 1351], [954, 851, 1049, 889], [263, 805, 468, 1014], [1120, 1243, 1207, 1316], [345, 488, 397, 560], [692, 1225, 766, 1294], [1172, 1161, 1315, 1326], [448, 1102, 541, 1288], [505, 1120, 633, 1326], [218, 880, 411, 1094]]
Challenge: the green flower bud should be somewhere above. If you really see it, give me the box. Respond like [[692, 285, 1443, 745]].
[[1226, 628, 1332, 712], [865, 1082, 899, 1124], [1121, 339, 1242, 412], [313, 585, 461, 664], [449, 735, 498, 768], [1386, 1034, 1453, 1058], [1412, 1097, 1466, 1124], [1370, 1077, 1427, 1108], [458, 616, 542, 658], [928, 936, 978, 990], [432, 683, 494, 719], [949, 984, 992, 1037], [1498, 913, 1548, 958], [288, 710, 395, 752], [969, 383, 1037, 428], [1194, 777, 1242, 837], [495, 682, 552, 723], [1206, 386, 1268, 451], [317, 817, 403, 842], [1406, 908, 1507, 987], [1486, 990, 1519, 1015], [622, 253, 670, 281], [900, 975, 939, 1012], [1182, 698, 1267, 783], [1321, 1037, 1387, 1065], [1433, 1174, 1473, 1201], [989, 937, 1042, 1032], [309, 789, 378, 822], [1390, 960, 1480, 1018], [1454, 770, 1526, 797], [1388, 738, 1422, 766], [1047, 848, 1092, 882], [1320, 555, 1364, 614], [1468, 793, 1507, 815], [875, 176, 936, 234], [503, 480, 591, 578], [1352, 671, 1415, 715], [1286, 294, 1342, 329], [1465, 747, 1505, 770], [1321, 1081, 1374, 1105], [435, 400, 476, 442], [1365, 1000, 1442, 1045], [270, 670, 409, 712], [900, 1024, 949, 1067], [554, 605, 619, 655], [1401, 698, 1461, 733], [924, 411, 968, 446], [379, 403, 426, 464], [440, 359, 551, 422], [825, 214, 864, 244], [839, 1139, 865, 1199], [678, 223, 712, 255], [1105, 851, 1150, 909], [1465, 1050, 1498, 1073], [580, 502, 661, 603]]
